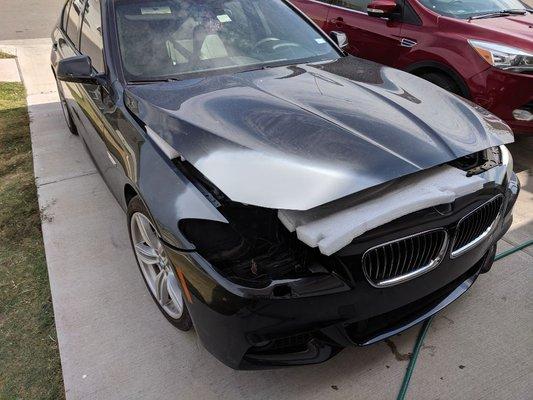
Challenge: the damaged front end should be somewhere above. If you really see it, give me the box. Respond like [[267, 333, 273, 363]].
[[174, 145, 511, 291], [175, 158, 350, 294], [149, 139, 519, 370], [158, 143, 518, 369]]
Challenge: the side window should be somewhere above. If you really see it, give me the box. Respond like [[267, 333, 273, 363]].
[[80, 0, 105, 72], [402, 1, 422, 25], [61, 0, 73, 32], [66, 0, 84, 47], [330, 0, 371, 12]]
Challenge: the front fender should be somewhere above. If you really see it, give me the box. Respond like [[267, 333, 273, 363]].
[[136, 138, 227, 249]]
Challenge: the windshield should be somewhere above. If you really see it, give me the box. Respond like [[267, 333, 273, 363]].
[[418, 0, 528, 19], [114, 0, 340, 81]]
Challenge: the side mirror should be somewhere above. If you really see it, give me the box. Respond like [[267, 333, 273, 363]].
[[57, 55, 104, 85], [329, 31, 348, 50], [367, 0, 398, 18]]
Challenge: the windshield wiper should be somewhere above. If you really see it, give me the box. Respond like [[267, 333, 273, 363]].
[[469, 9, 527, 20], [128, 78, 182, 85]]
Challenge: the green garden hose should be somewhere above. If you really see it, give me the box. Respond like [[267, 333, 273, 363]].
[[396, 240, 533, 400], [495, 240, 533, 261]]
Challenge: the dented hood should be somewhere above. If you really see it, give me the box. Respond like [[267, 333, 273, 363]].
[[126, 56, 513, 211]]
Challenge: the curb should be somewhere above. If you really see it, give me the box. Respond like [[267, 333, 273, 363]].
[[0, 45, 22, 83]]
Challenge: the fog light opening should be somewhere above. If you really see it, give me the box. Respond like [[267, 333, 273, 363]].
[[272, 284, 292, 298]]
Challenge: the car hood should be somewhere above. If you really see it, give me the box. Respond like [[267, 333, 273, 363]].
[[468, 14, 533, 50], [126, 56, 513, 211]]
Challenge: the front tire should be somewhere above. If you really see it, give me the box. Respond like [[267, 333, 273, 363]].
[[419, 72, 463, 97], [55, 78, 78, 135], [127, 196, 192, 331]]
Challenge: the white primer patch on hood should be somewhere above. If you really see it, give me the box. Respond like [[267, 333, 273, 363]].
[[278, 166, 488, 256]]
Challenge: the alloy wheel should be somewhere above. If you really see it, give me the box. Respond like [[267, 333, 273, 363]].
[[130, 212, 184, 319]]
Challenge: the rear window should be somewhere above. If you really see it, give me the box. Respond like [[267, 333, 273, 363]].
[[62, 0, 72, 31], [330, 1, 372, 12], [80, 0, 105, 72], [66, 0, 84, 46]]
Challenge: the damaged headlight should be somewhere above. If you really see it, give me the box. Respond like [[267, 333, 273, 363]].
[[468, 40, 533, 73], [500, 145, 514, 182], [179, 204, 321, 287]]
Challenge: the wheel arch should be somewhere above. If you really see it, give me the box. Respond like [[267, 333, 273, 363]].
[[405, 61, 471, 99], [124, 183, 138, 206]]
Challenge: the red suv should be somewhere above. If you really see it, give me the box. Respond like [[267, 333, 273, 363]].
[[293, 0, 533, 135]]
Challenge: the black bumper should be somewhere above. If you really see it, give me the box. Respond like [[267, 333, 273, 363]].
[[165, 173, 519, 369]]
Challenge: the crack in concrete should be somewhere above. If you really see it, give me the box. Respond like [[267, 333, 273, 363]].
[[37, 170, 98, 188]]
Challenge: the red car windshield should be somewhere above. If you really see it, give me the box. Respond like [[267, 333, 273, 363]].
[[418, 0, 529, 19]]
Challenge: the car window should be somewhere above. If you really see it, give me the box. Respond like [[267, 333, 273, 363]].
[[66, 0, 84, 46], [417, 0, 527, 19], [114, 0, 341, 81], [62, 0, 73, 32], [80, 0, 105, 72], [330, 0, 372, 12]]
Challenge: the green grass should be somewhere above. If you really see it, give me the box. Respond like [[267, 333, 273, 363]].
[[0, 52, 15, 59], [0, 82, 64, 400]]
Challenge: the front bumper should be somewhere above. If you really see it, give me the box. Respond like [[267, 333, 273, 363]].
[[467, 67, 533, 135], [165, 171, 519, 369]]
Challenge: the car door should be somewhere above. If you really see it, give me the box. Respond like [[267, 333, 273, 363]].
[[393, 0, 428, 69], [52, 0, 85, 128], [325, 0, 403, 66], [78, 0, 135, 202], [290, 0, 332, 29]]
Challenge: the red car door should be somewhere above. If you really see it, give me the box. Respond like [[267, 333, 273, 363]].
[[291, 0, 332, 29], [325, 0, 403, 66]]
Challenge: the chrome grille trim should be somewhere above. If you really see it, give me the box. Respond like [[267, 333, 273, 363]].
[[451, 195, 504, 258], [362, 229, 448, 288]]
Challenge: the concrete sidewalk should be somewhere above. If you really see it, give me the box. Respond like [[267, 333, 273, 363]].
[[6, 38, 532, 400]]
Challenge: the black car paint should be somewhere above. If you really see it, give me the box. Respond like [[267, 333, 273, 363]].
[[51, 0, 517, 369], [126, 56, 513, 211], [162, 178, 517, 369]]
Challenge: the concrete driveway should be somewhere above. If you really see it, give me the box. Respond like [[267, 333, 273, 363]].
[[2, 38, 532, 400], [0, 0, 64, 40]]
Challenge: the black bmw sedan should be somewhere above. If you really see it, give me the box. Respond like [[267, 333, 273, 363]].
[[51, 0, 519, 369]]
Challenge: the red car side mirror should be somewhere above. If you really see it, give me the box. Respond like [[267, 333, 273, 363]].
[[367, 0, 398, 18]]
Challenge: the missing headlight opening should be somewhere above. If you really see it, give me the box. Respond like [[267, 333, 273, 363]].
[[175, 148, 503, 289], [174, 158, 346, 288], [178, 205, 335, 288], [449, 146, 502, 176]]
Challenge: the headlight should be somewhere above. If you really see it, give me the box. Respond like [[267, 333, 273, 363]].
[[468, 39, 533, 72], [500, 145, 513, 181]]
